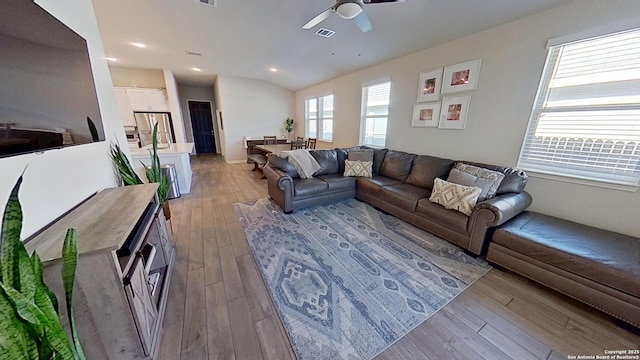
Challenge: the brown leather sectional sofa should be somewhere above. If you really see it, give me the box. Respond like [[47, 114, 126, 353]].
[[263, 147, 532, 255]]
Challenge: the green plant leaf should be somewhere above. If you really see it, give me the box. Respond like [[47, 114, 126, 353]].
[[0, 288, 36, 360], [1, 175, 23, 290], [62, 229, 86, 360], [32, 253, 58, 312], [86, 117, 100, 143], [110, 143, 143, 186]]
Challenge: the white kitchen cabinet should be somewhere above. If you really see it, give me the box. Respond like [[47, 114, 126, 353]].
[[126, 88, 169, 112], [114, 88, 137, 126]]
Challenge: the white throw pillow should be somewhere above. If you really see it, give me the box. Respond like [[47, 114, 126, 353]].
[[429, 178, 482, 216], [343, 160, 373, 177]]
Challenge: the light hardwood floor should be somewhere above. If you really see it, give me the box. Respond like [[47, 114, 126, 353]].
[[157, 154, 639, 360]]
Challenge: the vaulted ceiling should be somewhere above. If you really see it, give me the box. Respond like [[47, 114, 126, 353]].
[[92, 0, 571, 90]]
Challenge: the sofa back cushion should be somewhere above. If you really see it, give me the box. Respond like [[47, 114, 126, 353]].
[[405, 155, 454, 190], [462, 161, 528, 194], [268, 155, 299, 179], [310, 149, 340, 175], [379, 150, 417, 181]]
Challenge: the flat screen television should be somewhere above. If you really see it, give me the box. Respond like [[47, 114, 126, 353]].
[[0, 0, 104, 158]]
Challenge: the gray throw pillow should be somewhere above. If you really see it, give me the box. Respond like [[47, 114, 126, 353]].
[[447, 163, 505, 201], [348, 149, 374, 162]]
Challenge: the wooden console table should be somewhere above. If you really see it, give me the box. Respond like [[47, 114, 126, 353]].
[[25, 184, 175, 360]]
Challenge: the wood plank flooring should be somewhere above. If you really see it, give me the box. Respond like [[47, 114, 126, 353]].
[[157, 154, 639, 360]]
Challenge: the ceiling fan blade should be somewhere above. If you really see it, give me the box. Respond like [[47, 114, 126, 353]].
[[363, 0, 404, 3], [302, 8, 333, 29], [353, 10, 372, 32]]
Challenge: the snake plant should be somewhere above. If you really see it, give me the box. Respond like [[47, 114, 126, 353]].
[[144, 122, 169, 203], [0, 175, 86, 360]]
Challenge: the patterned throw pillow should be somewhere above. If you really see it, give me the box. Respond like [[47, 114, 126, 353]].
[[343, 160, 373, 177], [429, 178, 482, 216], [447, 163, 505, 201]]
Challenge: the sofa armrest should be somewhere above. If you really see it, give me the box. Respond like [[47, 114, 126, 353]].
[[466, 191, 532, 255], [263, 165, 293, 190], [263, 165, 295, 212]]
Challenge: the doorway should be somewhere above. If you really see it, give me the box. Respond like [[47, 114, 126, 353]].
[[188, 101, 216, 154]]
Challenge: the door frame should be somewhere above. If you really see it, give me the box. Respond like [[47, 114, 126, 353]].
[[185, 99, 220, 154]]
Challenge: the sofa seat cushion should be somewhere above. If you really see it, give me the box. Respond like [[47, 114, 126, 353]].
[[356, 176, 402, 198], [293, 178, 329, 198], [494, 212, 640, 298], [380, 183, 431, 212], [416, 198, 469, 232], [316, 174, 356, 191]]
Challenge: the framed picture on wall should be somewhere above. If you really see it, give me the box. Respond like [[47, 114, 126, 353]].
[[411, 102, 440, 127], [439, 94, 471, 130], [416, 68, 443, 102], [441, 59, 482, 94]]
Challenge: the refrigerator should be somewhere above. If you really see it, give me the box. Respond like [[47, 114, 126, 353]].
[[134, 112, 174, 147]]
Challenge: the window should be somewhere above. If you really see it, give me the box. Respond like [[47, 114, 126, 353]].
[[518, 28, 640, 186], [305, 94, 334, 141], [360, 81, 391, 147]]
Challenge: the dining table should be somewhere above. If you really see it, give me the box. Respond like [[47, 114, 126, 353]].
[[254, 143, 292, 153]]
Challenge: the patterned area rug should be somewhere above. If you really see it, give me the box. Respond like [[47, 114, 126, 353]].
[[234, 198, 491, 360]]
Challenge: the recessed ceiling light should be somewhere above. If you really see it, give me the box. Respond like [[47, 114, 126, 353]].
[[131, 42, 147, 48], [104, 57, 117, 62], [192, 67, 202, 72], [270, 68, 278, 73]]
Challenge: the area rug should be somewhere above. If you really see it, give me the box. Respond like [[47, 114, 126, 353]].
[[234, 198, 491, 360]]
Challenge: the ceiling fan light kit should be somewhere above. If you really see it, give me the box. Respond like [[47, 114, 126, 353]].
[[336, 2, 362, 19], [302, 0, 402, 33]]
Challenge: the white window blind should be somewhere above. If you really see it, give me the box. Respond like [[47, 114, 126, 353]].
[[518, 28, 640, 186], [360, 81, 391, 147]]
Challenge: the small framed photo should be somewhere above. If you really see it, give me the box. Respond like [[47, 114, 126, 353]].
[[441, 59, 482, 94], [439, 95, 471, 130], [412, 102, 440, 127], [416, 68, 443, 102]]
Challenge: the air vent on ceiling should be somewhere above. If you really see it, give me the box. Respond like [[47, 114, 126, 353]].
[[315, 28, 335, 38], [197, 0, 216, 7]]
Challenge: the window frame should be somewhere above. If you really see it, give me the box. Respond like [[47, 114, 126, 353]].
[[517, 28, 640, 187], [305, 94, 334, 142], [359, 81, 391, 148]]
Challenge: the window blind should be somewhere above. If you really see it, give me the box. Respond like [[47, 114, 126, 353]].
[[360, 81, 391, 147], [305, 98, 317, 138], [319, 94, 333, 141], [518, 28, 640, 186]]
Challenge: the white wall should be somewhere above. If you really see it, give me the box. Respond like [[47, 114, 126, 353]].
[[0, 0, 127, 238], [109, 66, 166, 88], [295, 0, 640, 238], [163, 69, 187, 143], [177, 84, 221, 153], [216, 76, 294, 162]]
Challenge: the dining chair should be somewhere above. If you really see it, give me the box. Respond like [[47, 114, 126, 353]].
[[307, 138, 317, 149], [296, 136, 304, 142], [263, 135, 277, 145], [290, 140, 307, 150]]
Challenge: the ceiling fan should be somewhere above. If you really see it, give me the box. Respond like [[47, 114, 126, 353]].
[[302, 0, 404, 33]]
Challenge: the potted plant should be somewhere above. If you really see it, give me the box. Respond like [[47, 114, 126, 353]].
[[285, 117, 294, 142], [110, 124, 170, 220], [0, 175, 86, 359], [145, 123, 171, 220]]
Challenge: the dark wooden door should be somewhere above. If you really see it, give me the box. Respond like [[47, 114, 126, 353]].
[[188, 101, 216, 153]]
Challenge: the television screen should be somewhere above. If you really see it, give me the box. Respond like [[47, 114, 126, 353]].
[[0, 0, 104, 158]]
